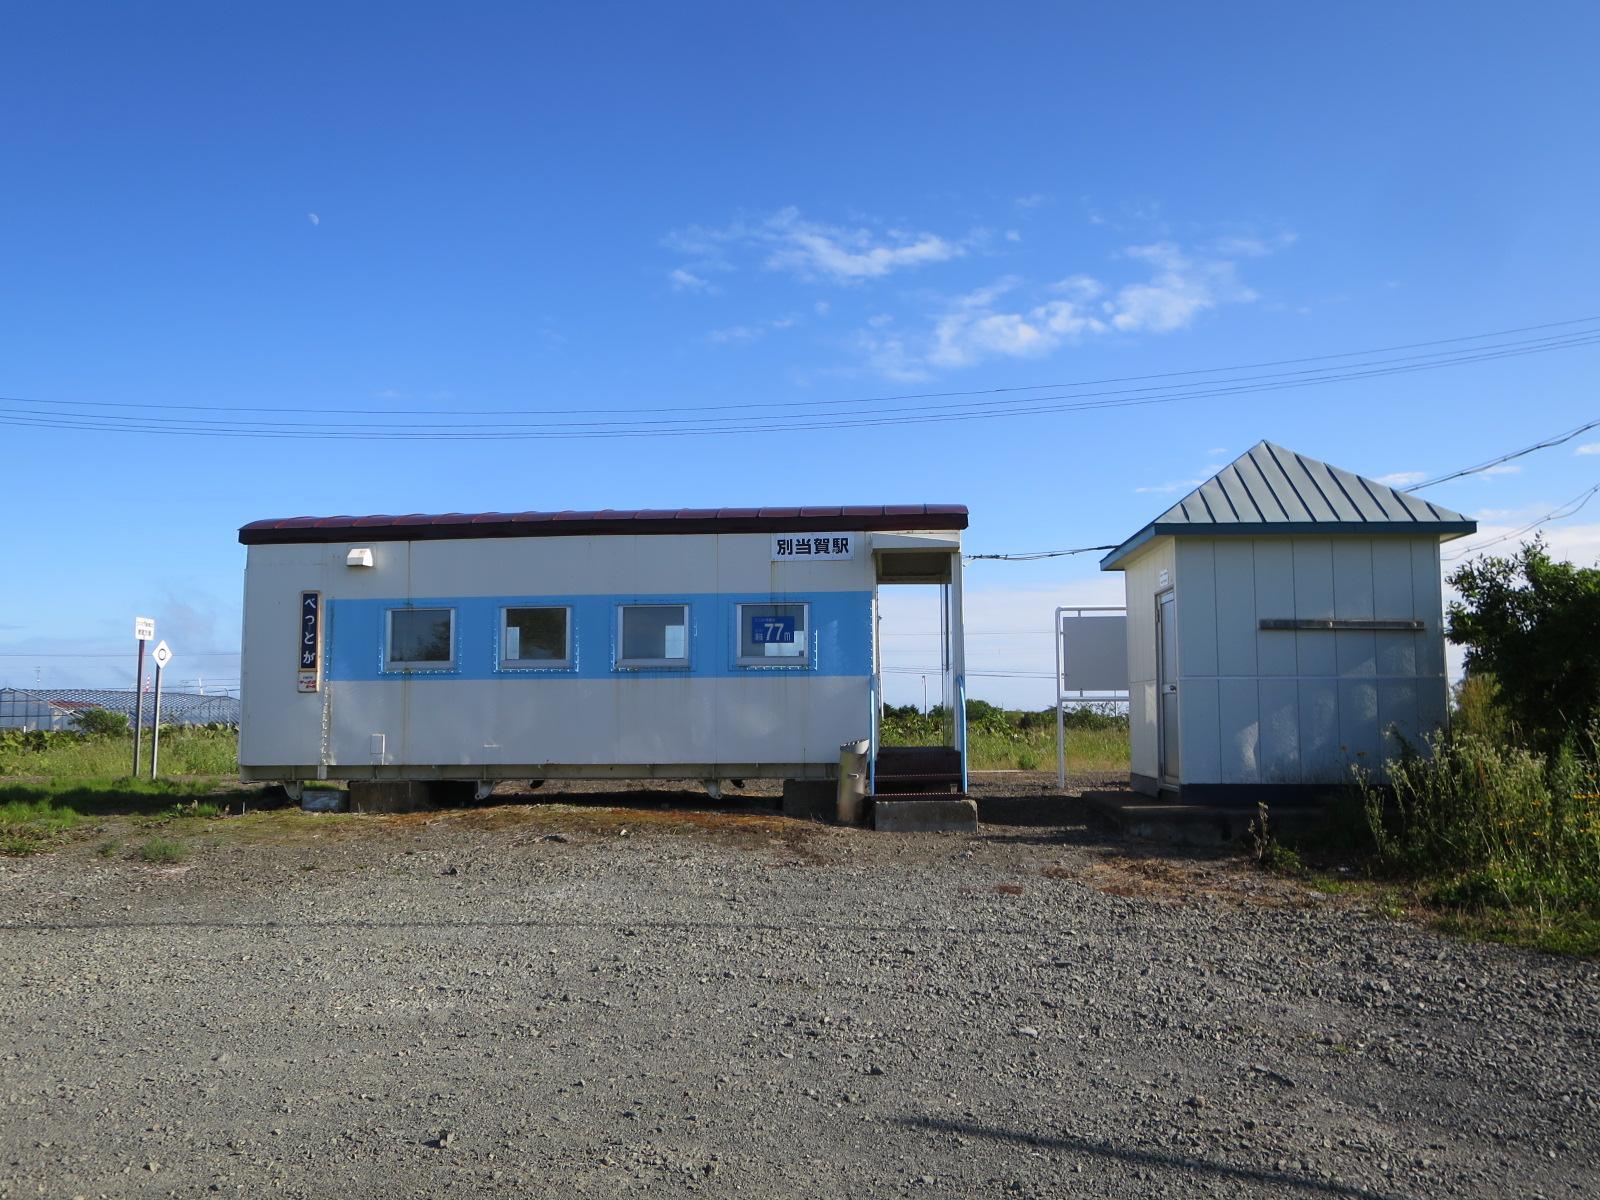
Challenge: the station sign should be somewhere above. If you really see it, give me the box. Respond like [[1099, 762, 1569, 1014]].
[[135, 616, 155, 642], [772, 533, 855, 562], [298, 591, 322, 693]]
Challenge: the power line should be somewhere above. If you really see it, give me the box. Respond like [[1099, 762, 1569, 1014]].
[[968, 417, 1600, 563], [1406, 417, 1600, 491], [2, 323, 1597, 442], [1441, 482, 1600, 562], [7, 313, 1595, 420]]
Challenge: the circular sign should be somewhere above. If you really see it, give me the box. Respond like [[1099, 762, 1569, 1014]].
[[152, 640, 173, 669]]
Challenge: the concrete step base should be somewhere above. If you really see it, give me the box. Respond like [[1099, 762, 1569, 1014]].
[[871, 796, 977, 833], [347, 780, 436, 814]]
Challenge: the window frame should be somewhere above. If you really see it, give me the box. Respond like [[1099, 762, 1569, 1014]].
[[497, 604, 574, 672], [734, 601, 812, 669], [384, 606, 457, 672], [615, 602, 692, 670]]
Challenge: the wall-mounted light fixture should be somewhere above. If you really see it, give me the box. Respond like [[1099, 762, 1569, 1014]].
[[346, 547, 375, 568]]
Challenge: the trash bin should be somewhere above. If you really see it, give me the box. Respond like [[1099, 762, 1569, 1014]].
[[837, 739, 870, 824]]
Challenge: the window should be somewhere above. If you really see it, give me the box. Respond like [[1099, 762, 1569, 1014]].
[[737, 602, 809, 666], [501, 606, 571, 668], [618, 604, 690, 668], [386, 608, 454, 669]]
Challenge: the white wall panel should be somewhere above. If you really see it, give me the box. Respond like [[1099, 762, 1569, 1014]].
[[1175, 541, 1218, 677], [1217, 678, 1260, 784], [1258, 679, 1301, 784], [1180, 676, 1222, 784], [1291, 540, 1337, 677], [1252, 541, 1298, 677], [1213, 540, 1258, 677]]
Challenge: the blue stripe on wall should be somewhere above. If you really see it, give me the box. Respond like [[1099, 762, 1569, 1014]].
[[327, 592, 873, 682]]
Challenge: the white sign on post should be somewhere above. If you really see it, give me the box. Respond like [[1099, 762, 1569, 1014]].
[[151, 640, 172, 669], [772, 533, 855, 562], [135, 617, 155, 641]]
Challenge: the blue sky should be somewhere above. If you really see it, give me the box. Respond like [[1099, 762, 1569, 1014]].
[[3, 2, 1598, 706]]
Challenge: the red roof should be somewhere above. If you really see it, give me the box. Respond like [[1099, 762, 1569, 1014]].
[[239, 504, 968, 545]]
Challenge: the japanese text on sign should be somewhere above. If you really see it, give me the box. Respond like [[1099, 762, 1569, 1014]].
[[750, 614, 797, 644], [298, 591, 322, 693], [771, 533, 855, 562]]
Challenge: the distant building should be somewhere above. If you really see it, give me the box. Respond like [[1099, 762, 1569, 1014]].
[[0, 687, 240, 732]]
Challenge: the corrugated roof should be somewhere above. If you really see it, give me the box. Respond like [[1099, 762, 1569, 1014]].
[[1100, 442, 1476, 570], [240, 504, 968, 545]]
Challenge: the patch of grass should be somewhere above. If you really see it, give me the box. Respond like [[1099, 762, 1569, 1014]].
[[138, 836, 187, 864], [881, 703, 1129, 773], [0, 726, 238, 780], [96, 838, 122, 858]]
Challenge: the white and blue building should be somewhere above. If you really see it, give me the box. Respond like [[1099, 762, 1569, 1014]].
[[237, 506, 969, 807]]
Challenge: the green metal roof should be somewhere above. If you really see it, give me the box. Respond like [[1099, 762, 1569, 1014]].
[[1100, 441, 1477, 570]]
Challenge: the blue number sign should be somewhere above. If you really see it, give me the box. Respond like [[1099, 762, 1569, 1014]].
[[751, 614, 796, 644]]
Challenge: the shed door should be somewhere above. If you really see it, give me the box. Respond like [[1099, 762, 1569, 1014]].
[[1156, 590, 1180, 786]]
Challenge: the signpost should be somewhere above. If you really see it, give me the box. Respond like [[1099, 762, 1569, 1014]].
[[132, 617, 155, 776], [149, 640, 171, 780], [298, 591, 322, 692]]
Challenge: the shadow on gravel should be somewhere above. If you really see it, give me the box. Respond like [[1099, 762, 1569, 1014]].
[[897, 1117, 1405, 1200]]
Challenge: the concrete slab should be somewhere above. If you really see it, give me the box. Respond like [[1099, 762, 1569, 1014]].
[[1079, 790, 1332, 846], [872, 797, 977, 833]]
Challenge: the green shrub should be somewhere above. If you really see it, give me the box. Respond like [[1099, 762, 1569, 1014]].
[[138, 836, 187, 864], [1359, 732, 1600, 915], [70, 708, 131, 737]]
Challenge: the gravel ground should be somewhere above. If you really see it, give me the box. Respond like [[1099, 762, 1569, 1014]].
[[1, 786, 1597, 1199]]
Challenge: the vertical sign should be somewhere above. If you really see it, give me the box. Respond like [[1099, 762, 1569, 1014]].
[[132, 616, 154, 776], [298, 591, 322, 693]]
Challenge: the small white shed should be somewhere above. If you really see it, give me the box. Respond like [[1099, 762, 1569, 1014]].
[[1100, 442, 1476, 802]]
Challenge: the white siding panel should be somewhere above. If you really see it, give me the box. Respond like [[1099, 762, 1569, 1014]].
[[1217, 678, 1260, 784], [1297, 678, 1341, 780], [1176, 541, 1218, 677], [1180, 676, 1222, 784], [1292, 540, 1337, 677], [1213, 540, 1258, 677], [1258, 679, 1301, 783], [1332, 541, 1377, 677], [1253, 541, 1298, 677], [1337, 679, 1382, 775]]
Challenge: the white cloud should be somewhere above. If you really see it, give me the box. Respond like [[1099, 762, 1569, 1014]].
[[1135, 478, 1206, 495], [665, 207, 965, 287], [707, 314, 801, 345], [863, 237, 1272, 378], [1210, 231, 1296, 257], [307, 213, 320, 226], [1482, 464, 1522, 477], [1014, 193, 1049, 209], [1004, 229, 1021, 242], [1206, 447, 1229, 457], [1376, 470, 1427, 487], [669, 268, 718, 294], [1575, 442, 1600, 456], [813, 300, 831, 317]]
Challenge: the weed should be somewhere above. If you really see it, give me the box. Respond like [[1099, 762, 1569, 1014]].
[[1247, 802, 1304, 876], [96, 838, 122, 858], [138, 836, 187, 865]]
